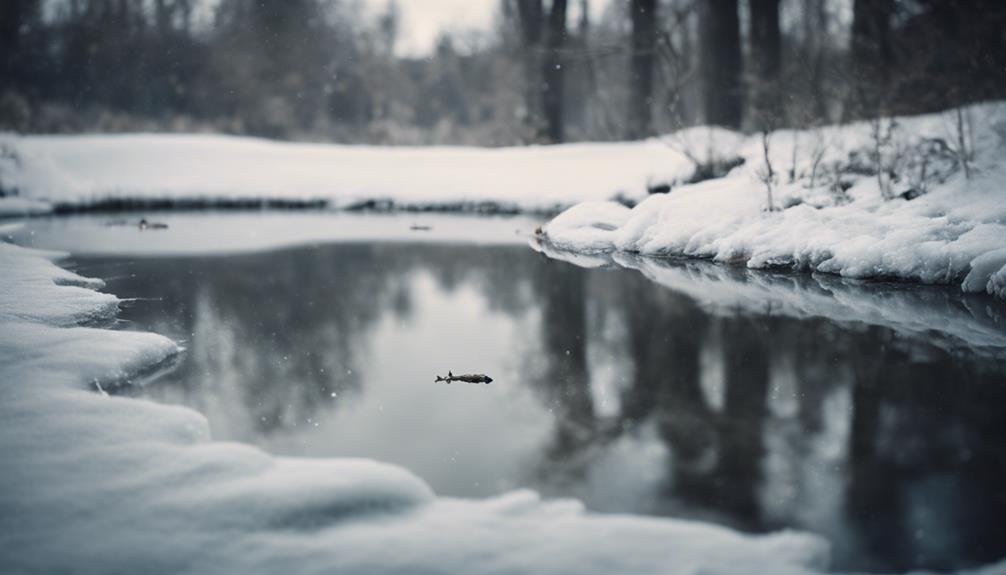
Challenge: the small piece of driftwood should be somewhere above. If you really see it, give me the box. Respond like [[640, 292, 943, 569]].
[[139, 218, 169, 230], [435, 371, 493, 384]]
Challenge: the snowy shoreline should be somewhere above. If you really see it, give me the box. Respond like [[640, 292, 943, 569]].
[[0, 235, 838, 574], [3, 103, 1004, 298], [535, 102, 1006, 299], [0, 133, 694, 217], [4, 220, 1006, 572]]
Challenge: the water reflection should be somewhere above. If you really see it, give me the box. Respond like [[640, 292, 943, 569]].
[[82, 242, 1006, 572]]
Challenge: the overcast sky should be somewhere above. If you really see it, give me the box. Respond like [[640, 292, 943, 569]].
[[366, 0, 612, 56]]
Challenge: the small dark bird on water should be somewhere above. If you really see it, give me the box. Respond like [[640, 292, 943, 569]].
[[435, 371, 493, 384]]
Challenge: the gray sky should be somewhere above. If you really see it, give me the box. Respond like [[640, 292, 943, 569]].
[[366, 0, 612, 56]]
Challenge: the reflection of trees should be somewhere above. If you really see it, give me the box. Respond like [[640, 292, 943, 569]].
[[526, 255, 1006, 570], [101, 243, 1006, 570], [529, 260, 594, 479], [111, 243, 553, 438], [113, 245, 413, 434], [712, 316, 771, 525], [844, 327, 1006, 571]]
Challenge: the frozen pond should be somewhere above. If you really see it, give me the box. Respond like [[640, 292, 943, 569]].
[[11, 213, 1006, 573]]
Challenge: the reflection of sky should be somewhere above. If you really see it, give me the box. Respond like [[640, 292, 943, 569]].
[[262, 272, 553, 497]]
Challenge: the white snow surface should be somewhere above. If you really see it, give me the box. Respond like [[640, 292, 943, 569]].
[[0, 133, 694, 214], [541, 103, 1006, 299], [0, 238, 851, 575], [0, 196, 53, 216]]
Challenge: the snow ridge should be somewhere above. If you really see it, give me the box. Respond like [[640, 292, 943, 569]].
[[0, 134, 695, 217], [540, 102, 1006, 299]]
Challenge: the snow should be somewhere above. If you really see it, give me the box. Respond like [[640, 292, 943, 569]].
[[0, 238, 848, 574], [538, 102, 1006, 299], [2, 101, 1005, 571], [0, 196, 53, 217], [0, 133, 695, 214], [963, 247, 1006, 300], [3, 101, 1001, 294]]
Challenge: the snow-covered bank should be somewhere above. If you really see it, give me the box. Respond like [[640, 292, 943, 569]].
[[0, 238, 843, 574], [539, 103, 1006, 299], [0, 133, 695, 216]]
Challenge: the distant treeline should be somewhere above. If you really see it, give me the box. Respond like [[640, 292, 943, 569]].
[[1, 0, 1004, 144]]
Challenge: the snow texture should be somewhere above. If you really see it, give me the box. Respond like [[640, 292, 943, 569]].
[[0, 196, 53, 217], [539, 103, 1006, 299], [0, 238, 856, 575], [0, 133, 694, 214]]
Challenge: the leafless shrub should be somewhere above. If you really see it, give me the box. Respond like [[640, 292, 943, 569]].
[[0, 143, 21, 197], [868, 116, 904, 200], [789, 131, 799, 183], [948, 106, 974, 179], [902, 137, 958, 199], [662, 127, 744, 185], [806, 128, 828, 189], [756, 129, 778, 211]]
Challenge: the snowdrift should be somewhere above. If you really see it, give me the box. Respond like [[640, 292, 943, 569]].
[[539, 103, 1006, 299], [0, 134, 694, 216]]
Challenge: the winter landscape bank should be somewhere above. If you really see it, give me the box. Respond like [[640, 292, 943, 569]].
[[1, 104, 1005, 574], [536, 102, 1006, 300], [3, 102, 1005, 298], [4, 228, 1006, 574]]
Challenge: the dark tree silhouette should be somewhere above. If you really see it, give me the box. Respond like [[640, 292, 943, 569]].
[[749, 0, 781, 125], [628, 0, 657, 139], [849, 0, 894, 118], [542, 0, 569, 143], [700, 0, 743, 128]]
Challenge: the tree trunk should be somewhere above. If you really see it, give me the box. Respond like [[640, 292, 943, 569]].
[[700, 0, 743, 128], [749, 0, 781, 127], [515, 0, 545, 140], [849, 0, 893, 119], [542, 0, 568, 143], [628, 0, 657, 139]]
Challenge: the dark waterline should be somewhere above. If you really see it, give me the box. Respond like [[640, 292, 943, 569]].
[[78, 242, 1006, 573]]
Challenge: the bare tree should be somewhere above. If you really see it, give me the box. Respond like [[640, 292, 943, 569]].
[[515, 0, 568, 143], [848, 0, 893, 120], [628, 0, 657, 139], [542, 0, 569, 143], [700, 0, 742, 128], [749, 0, 781, 124], [514, 0, 545, 140]]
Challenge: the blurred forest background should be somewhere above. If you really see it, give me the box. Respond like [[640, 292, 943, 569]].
[[1, 0, 1004, 145]]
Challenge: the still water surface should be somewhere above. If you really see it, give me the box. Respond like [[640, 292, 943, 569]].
[[73, 239, 1006, 573]]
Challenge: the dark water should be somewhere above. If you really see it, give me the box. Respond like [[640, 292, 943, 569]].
[[77, 242, 1006, 573]]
